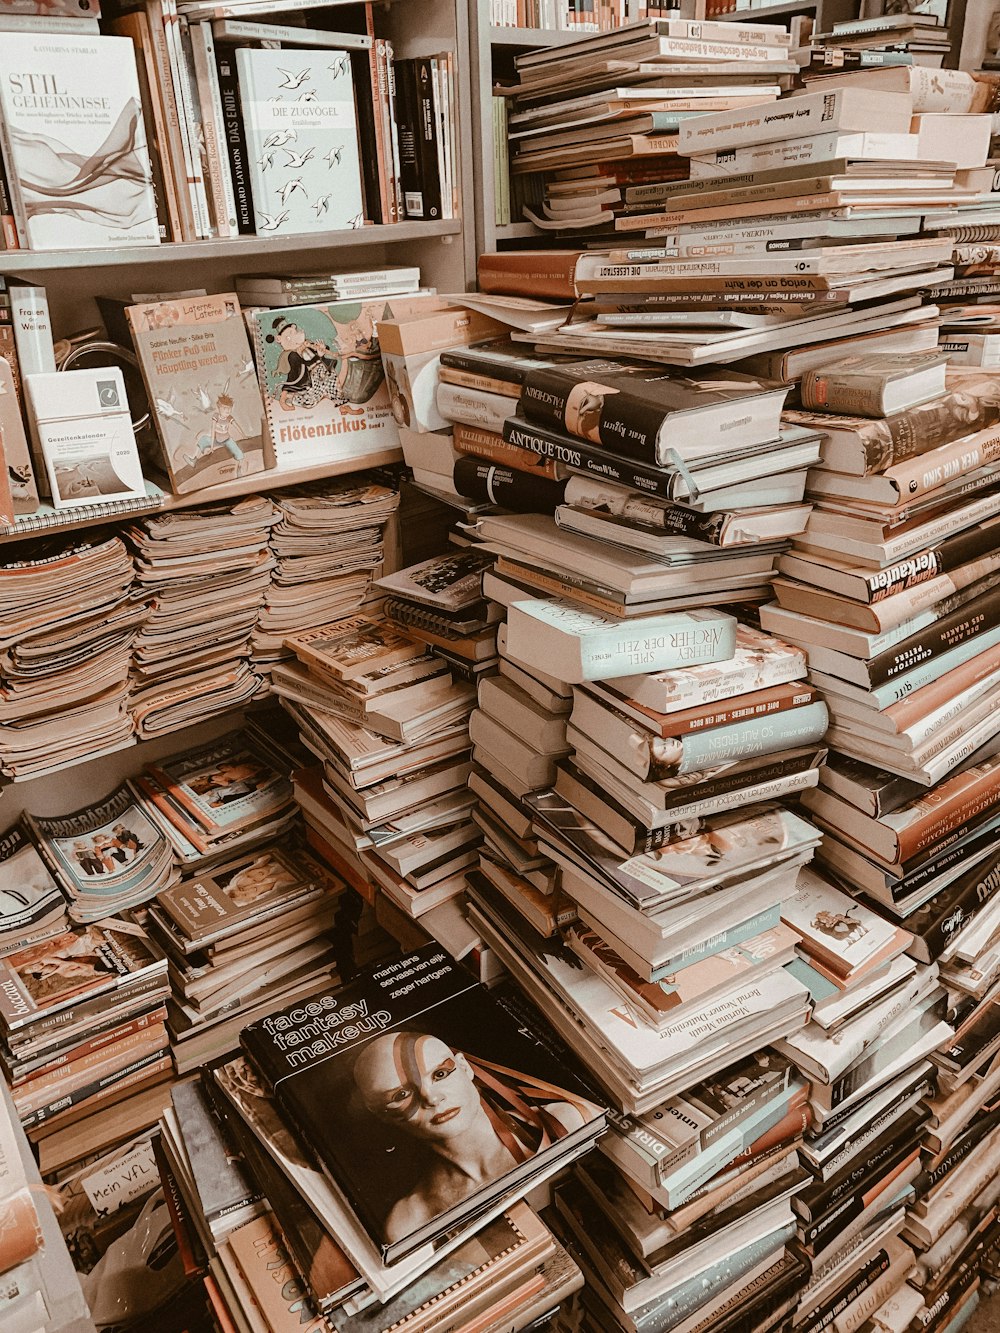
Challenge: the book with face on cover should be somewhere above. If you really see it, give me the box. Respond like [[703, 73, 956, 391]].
[[240, 943, 605, 1263], [0, 32, 159, 250], [0, 821, 67, 953], [235, 46, 364, 237], [126, 292, 265, 494]]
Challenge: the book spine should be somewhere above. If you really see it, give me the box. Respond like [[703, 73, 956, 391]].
[[680, 88, 855, 152], [373, 39, 396, 224], [414, 58, 442, 220], [802, 368, 905, 417], [452, 458, 566, 512], [0, 104, 30, 247], [803, 1157, 915, 1254], [351, 47, 384, 225], [453, 424, 559, 478], [383, 41, 405, 223], [161, 0, 211, 237], [11, 1006, 166, 1083], [505, 414, 672, 487], [884, 424, 1000, 502], [20, 1047, 171, 1130], [798, 1114, 925, 1224], [394, 58, 423, 220], [853, 522, 1000, 603], [4, 969, 166, 1039], [798, 1248, 896, 1333], [908, 848, 1000, 962], [190, 22, 236, 236], [828, 1003, 948, 1108], [866, 584, 1000, 686], [215, 49, 254, 234], [7, 286, 54, 378], [14, 1028, 167, 1114], [652, 903, 783, 978], [476, 252, 581, 302], [0, 144, 18, 249], [137, 3, 196, 241]]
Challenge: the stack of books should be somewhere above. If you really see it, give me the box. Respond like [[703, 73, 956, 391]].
[[0, 533, 139, 781], [130, 728, 299, 873], [501, 17, 798, 234], [547, 1052, 812, 1332], [0, 914, 170, 1174], [144, 836, 393, 1073], [200, 942, 603, 1323], [126, 497, 277, 738], [252, 475, 400, 679], [811, 13, 952, 68]]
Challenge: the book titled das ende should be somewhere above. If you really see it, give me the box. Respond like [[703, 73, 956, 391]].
[[241, 943, 604, 1263]]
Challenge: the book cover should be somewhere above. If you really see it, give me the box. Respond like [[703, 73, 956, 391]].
[[24, 368, 145, 511], [0, 33, 159, 250], [375, 549, 495, 612], [156, 843, 319, 941], [0, 820, 65, 944], [285, 614, 423, 682], [148, 733, 293, 837], [241, 943, 604, 1263], [0, 917, 164, 1028], [250, 294, 435, 469], [235, 45, 364, 235], [126, 292, 265, 493]]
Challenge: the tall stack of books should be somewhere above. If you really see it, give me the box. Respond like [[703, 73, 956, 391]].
[[252, 476, 399, 679], [126, 498, 277, 738], [0, 534, 140, 781], [811, 13, 953, 69], [502, 17, 798, 235]]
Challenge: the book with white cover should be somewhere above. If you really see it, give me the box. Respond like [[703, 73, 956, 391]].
[[0, 33, 159, 250], [24, 368, 145, 510], [236, 46, 364, 236], [677, 88, 913, 156]]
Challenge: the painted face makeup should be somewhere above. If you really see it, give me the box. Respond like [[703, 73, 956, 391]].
[[356, 1034, 483, 1142]]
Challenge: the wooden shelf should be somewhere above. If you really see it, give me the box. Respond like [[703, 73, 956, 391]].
[[489, 25, 584, 47], [0, 219, 463, 274], [0, 448, 404, 545]]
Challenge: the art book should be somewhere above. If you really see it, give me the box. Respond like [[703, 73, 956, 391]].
[[126, 292, 265, 493], [235, 46, 364, 236], [250, 295, 438, 470], [241, 942, 605, 1263], [0, 33, 159, 250]]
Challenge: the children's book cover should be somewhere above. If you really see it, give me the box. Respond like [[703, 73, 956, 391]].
[[127, 292, 265, 493], [251, 294, 438, 469]]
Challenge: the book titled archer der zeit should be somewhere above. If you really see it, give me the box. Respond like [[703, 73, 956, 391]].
[[241, 943, 605, 1264]]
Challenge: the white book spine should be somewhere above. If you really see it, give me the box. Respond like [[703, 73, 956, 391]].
[[687, 131, 917, 177], [8, 286, 55, 378], [163, 0, 212, 237]]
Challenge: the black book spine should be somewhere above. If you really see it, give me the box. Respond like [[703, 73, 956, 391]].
[[912, 1105, 1000, 1198], [414, 58, 442, 221], [350, 51, 383, 225], [866, 583, 1000, 686], [519, 367, 663, 463], [452, 457, 566, 513], [917, 1251, 982, 1333], [865, 520, 1000, 603], [503, 416, 675, 499], [796, 1110, 926, 1224], [904, 844, 1000, 963], [797, 1246, 894, 1333], [216, 50, 254, 235], [394, 59, 423, 219], [439, 347, 524, 386], [18, 1045, 169, 1130]]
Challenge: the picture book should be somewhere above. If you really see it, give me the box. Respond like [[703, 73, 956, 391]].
[[126, 292, 266, 493], [0, 33, 159, 250], [250, 294, 437, 469], [235, 46, 364, 236]]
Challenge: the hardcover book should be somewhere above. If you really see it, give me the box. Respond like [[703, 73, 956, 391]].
[[126, 292, 265, 493], [241, 943, 605, 1263], [0, 33, 159, 250], [250, 294, 436, 469], [235, 46, 364, 236], [23, 368, 145, 511]]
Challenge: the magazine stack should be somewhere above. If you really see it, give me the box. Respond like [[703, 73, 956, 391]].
[[126, 498, 277, 739], [0, 908, 170, 1176], [0, 534, 140, 781], [251, 477, 400, 680]]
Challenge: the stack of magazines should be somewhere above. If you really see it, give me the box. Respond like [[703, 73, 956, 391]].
[[126, 497, 277, 739], [130, 729, 298, 872], [0, 914, 170, 1174], [252, 476, 400, 679], [0, 820, 69, 957], [0, 533, 140, 781]]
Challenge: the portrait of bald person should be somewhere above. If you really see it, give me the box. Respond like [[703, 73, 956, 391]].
[[352, 1030, 595, 1244]]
